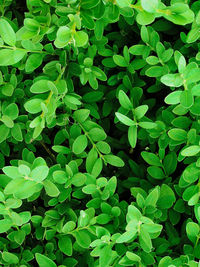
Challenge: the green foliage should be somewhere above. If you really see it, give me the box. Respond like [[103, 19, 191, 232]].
[[0, 0, 199, 266]]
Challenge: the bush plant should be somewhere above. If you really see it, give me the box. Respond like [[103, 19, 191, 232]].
[[0, 0, 200, 266]]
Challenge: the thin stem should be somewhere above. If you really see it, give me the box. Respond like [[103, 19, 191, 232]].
[[78, 122, 106, 163], [0, 45, 54, 55], [39, 140, 57, 163]]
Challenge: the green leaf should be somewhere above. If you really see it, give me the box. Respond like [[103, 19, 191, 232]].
[[134, 105, 148, 120], [116, 230, 137, 243], [25, 54, 43, 73], [52, 146, 71, 154], [128, 125, 137, 148], [58, 236, 72, 256], [2, 252, 19, 264], [157, 184, 176, 209], [113, 55, 128, 67], [30, 80, 52, 94], [180, 90, 194, 108], [74, 31, 88, 47], [72, 135, 88, 154], [82, 184, 97, 194], [141, 0, 158, 13], [116, 0, 132, 8], [145, 187, 160, 207], [3, 166, 22, 179], [0, 49, 26, 66], [126, 205, 142, 222], [0, 219, 12, 233], [99, 245, 112, 267], [73, 109, 90, 123], [54, 26, 71, 48], [141, 151, 161, 167], [4, 178, 25, 195], [74, 230, 91, 248], [1, 115, 14, 128], [164, 91, 182, 105], [186, 222, 199, 243], [43, 180, 60, 197], [62, 221, 76, 233], [31, 166, 49, 182], [35, 253, 57, 267], [0, 124, 10, 143], [136, 11, 155, 25], [181, 146, 200, 157], [115, 112, 136, 126], [139, 226, 152, 253], [81, 0, 100, 9], [168, 128, 187, 141], [147, 166, 165, 179], [118, 90, 133, 110], [11, 124, 23, 142], [24, 99, 43, 114], [72, 173, 86, 187], [0, 19, 16, 46], [96, 141, 111, 154], [104, 155, 124, 167], [145, 66, 164, 77], [89, 128, 107, 141], [91, 158, 103, 178], [4, 103, 19, 120], [1, 83, 14, 96], [161, 74, 183, 87], [139, 122, 156, 129], [126, 251, 141, 262], [185, 68, 200, 84], [96, 213, 111, 224]]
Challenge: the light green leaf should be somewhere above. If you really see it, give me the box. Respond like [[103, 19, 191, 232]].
[[72, 135, 88, 154], [89, 128, 107, 141], [161, 74, 183, 87], [141, 151, 161, 167], [24, 99, 43, 114], [113, 55, 128, 67], [43, 180, 60, 197], [181, 146, 200, 157], [139, 226, 152, 252], [58, 236, 72, 256], [141, 0, 158, 13], [2, 252, 19, 264], [74, 31, 88, 47], [74, 230, 91, 248], [35, 253, 57, 267], [0, 219, 12, 233], [157, 184, 176, 209], [81, 0, 100, 9], [180, 90, 194, 108], [116, 230, 137, 243], [128, 125, 137, 148], [104, 154, 124, 167], [164, 91, 182, 105], [25, 53, 43, 73], [30, 80, 52, 94], [31, 166, 49, 182], [139, 122, 156, 129], [0, 19, 16, 46], [118, 90, 133, 110], [147, 166, 165, 179], [134, 105, 148, 120], [0, 49, 26, 66], [168, 128, 187, 141], [115, 112, 136, 126], [0, 124, 10, 143]]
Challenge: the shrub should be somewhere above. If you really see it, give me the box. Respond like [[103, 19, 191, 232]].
[[0, 0, 200, 266]]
